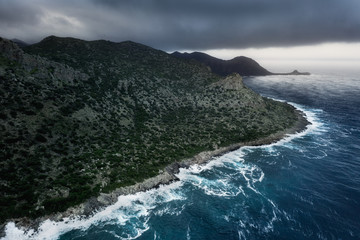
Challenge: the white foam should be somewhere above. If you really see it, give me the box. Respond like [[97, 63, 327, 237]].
[[242, 102, 325, 155], [153, 203, 185, 217], [180, 173, 238, 197], [1, 181, 185, 240], [238, 229, 246, 240], [186, 225, 191, 240], [176, 150, 264, 198]]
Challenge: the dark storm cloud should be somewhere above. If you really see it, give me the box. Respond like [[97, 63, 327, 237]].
[[1, 0, 360, 50], [0, 0, 42, 27]]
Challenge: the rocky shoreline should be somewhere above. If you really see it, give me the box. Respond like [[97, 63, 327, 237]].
[[0, 108, 310, 237]]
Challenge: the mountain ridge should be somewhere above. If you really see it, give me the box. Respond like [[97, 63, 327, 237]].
[[171, 51, 310, 76]]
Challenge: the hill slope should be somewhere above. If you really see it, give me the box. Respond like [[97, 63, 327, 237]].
[[171, 51, 271, 76], [172, 51, 310, 76], [1, 36, 299, 223]]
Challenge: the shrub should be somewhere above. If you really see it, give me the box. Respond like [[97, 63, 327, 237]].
[[35, 134, 47, 143]]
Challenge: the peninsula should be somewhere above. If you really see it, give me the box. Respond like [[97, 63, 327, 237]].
[[0, 36, 309, 233]]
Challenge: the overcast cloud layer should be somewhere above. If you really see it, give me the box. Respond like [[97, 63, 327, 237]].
[[0, 0, 360, 51]]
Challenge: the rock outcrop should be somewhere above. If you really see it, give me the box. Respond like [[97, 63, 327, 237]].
[[211, 73, 245, 90], [0, 37, 24, 62]]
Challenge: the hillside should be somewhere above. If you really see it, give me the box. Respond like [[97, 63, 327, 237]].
[[1, 36, 299, 223], [172, 51, 310, 76], [10, 39, 29, 48], [171, 51, 271, 76]]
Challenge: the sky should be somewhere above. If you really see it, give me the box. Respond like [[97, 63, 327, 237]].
[[1, 0, 360, 64]]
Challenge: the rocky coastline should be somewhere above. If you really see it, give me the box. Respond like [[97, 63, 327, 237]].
[[0, 108, 310, 237]]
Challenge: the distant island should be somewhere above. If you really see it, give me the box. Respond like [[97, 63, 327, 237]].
[[172, 51, 310, 76], [0, 36, 309, 234]]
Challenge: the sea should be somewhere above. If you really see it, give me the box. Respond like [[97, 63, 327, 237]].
[[2, 65, 360, 240]]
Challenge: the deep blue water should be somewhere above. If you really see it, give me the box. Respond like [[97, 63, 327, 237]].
[[3, 74, 360, 240]]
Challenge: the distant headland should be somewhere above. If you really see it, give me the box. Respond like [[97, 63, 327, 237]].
[[172, 51, 310, 76]]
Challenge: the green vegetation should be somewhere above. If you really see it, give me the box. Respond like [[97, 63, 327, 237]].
[[0, 36, 297, 223]]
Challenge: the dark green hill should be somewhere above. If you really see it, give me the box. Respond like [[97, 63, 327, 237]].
[[171, 51, 310, 76], [171, 51, 271, 76], [1, 36, 298, 223], [10, 38, 29, 48]]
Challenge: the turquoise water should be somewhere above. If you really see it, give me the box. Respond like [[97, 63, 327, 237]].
[[3, 74, 360, 239]]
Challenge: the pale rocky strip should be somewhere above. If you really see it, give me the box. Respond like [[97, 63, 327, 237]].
[[2, 109, 310, 235]]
